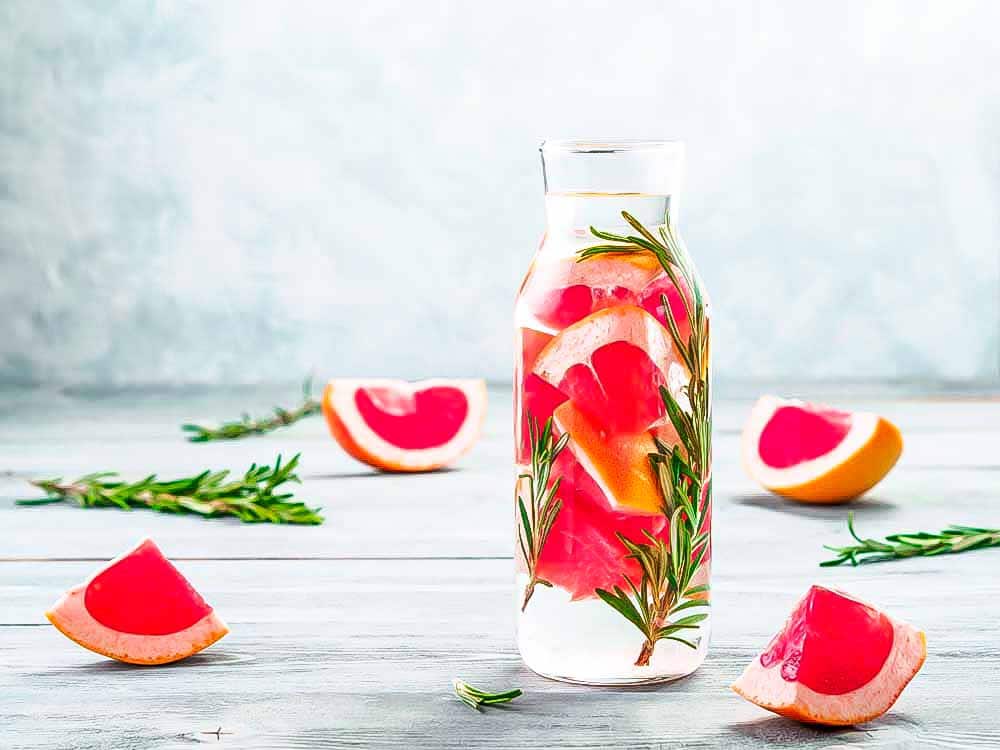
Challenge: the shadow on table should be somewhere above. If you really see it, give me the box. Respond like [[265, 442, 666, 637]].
[[729, 493, 897, 520], [729, 713, 921, 746], [302, 467, 461, 480], [49, 651, 249, 675]]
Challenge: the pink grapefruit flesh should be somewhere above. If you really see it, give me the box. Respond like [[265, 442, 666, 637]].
[[732, 585, 926, 725], [322, 378, 487, 472], [757, 405, 853, 469], [47, 539, 228, 665], [534, 447, 668, 600]]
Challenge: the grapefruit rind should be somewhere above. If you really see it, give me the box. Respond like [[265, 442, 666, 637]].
[[731, 621, 925, 726], [47, 585, 229, 665], [552, 402, 662, 516], [322, 378, 487, 472], [742, 396, 903, 504]]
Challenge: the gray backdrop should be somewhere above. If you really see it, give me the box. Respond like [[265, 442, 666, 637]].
[[2, 1, 998, 387]]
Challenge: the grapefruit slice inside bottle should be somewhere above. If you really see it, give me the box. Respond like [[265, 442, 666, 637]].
[[532, 305, 690, 434], [533, 446, 668, 600]]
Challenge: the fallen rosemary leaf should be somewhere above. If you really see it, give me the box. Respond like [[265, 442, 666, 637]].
[[821, 512, 1000, 566], [452, 679, 522, 711], [17, 454, 323, 525], [182, 378, 321, 442]]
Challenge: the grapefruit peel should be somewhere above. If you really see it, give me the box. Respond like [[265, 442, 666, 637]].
[[742, 396, 903, 504], [46, 539, 228, 665]]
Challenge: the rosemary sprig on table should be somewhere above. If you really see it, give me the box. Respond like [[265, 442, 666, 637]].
[[17, 454, 324, 524], [182, 378, 321, 442], [821, 512, 1000, 566], [517, 414, 569, 612], [452, 679, 522, 711], [580, 210, 712, 666]]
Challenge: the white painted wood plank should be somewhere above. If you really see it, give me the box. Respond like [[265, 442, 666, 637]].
[[2, 558, 998, 749]]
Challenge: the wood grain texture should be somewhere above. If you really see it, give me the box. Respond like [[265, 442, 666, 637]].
[[2, 386, 1000, 748]]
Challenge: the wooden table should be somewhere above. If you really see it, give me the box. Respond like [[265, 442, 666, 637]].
[[3, 385, 999, 749]]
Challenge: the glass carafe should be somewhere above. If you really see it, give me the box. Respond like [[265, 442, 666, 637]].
[[514, 140, 711, 685]]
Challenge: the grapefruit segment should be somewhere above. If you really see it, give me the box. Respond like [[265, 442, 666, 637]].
[[522, 254, 662, 331], [533, 306, 689, 434], [552, 401, 662, 515], [732, 586, 926, 726], [322, 378, 487, 472], [534, 447, 667, 600], [517, 328, 566, 463], [742, 396, 903, 504], [46, 539, 228, 665]]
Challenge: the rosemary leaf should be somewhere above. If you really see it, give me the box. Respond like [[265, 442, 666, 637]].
[[821, 512, 1000, 566], [17, 454, 323, 525], [182, 378, 321, 442], [518, 414, 568, 612], [452, 679, 522, 711]]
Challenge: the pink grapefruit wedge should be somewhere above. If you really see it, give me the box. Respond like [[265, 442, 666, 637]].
[[533, 305, 689, 434], [732, 585, 925, 726], [46, 539, 228, 665], [742, 396, 903, 504], [322, 378, 487, 472]]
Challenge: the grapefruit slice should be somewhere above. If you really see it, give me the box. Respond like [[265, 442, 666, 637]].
[[516, 327, 566, 463], [533, 305, 689, 434], [522, 254, 662, 331], [742, 396, 903, 503], [552, 401, 662, 515], [46, 539, 228, 665], [322, 378, 487, 472], [732, 585, 926, 726], [534, 447, 668, 600]]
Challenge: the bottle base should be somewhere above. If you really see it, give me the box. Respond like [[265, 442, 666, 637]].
[[524, 662, 703, 687]]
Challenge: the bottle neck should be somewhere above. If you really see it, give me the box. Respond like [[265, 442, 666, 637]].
[[544, 192, 676, 237]]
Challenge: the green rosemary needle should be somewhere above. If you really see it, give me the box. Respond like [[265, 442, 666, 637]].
[[821, 512, 1000, 566], [17, 454, 324, 525], [182, 378, 321, 442], [452, 679, 522, 711]]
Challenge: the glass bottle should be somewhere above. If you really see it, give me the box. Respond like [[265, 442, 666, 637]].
[[514, 140, 711, 685]]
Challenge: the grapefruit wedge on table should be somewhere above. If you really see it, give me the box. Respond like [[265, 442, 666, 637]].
[[742, 396, 903, 503], [322, 378, 487, 472], [732, 586, 925, 726], [47, 539, 228, 665]]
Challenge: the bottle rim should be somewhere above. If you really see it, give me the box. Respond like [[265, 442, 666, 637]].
[[539, 139, 684, 155]]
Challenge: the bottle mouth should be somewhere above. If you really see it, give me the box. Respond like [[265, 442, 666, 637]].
[[540, 139, 684, 156], [539, 139, 685, 195]]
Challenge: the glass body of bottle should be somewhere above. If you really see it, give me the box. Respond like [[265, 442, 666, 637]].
[[514, 140, 712, 685]]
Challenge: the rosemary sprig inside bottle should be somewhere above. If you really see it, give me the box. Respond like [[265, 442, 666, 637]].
[[579, 209, 712, 666], [517, 414, 569, 612], [452, 679, 522, 711], [182, 378, 321, 442], [18, 454, 324, 525], [821, 512, 1000, 566]]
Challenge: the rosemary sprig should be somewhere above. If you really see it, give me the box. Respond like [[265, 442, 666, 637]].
[[517, 414, 570, 612], [821, 512, 1000, 566], [17, 454, 324, 524], [580, 210, 712, 666], [452, 679, 522, 711], [182, 378, 321, 442]]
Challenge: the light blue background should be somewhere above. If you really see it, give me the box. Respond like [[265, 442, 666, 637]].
[[2, 1, 998, 387]]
